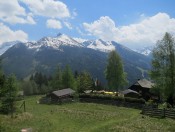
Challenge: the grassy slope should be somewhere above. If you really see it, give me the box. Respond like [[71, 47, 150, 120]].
[[1, 96, 175, 132]]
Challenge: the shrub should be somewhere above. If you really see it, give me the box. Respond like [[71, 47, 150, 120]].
[[125, 97, 145, 104], [79, 94, 145, 104]]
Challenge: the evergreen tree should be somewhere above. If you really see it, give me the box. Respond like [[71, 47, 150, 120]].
[[0, 60, 4, 98], [77, 71, 93, 93], [1, 75, 18, 118], [151, 32, 175, 106], [74, 70, 79, 79], [105, 50, 127, 91], [32, 72, 48, 94], [30, 74, 34, 81], [0, 72, 5, 98], [22, 80, 38, 95], [50, 66, 63, 90], [62, 65, 76, 89]]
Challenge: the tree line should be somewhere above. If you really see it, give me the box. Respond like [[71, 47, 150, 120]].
[[20, 65, 104, 95]]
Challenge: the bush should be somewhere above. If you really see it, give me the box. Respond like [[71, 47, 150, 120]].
[[125, 97, 145, 104], [79, 94, 145, 104], [113, 96, 124, 102]]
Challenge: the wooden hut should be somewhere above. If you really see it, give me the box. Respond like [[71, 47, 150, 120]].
[[128, 79, 154, 100], [47, 88, 75, 104]]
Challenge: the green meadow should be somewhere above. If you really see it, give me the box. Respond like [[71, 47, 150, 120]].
[[1, 96, 175, 132]]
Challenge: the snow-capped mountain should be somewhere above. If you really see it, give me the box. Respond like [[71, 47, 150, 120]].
[[0, 41, 20, 55], [134, 46, 154, 56], [0, 33, 153, 56], [0, 34, 117, 55], [26, 33, 82, 50], [24, 33, 115, 53]]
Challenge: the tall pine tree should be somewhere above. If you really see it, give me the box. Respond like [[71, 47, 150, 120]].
[[105, 50, 127, 91], [50, 66, 63, 90], [77, 71, 93, 93], [62, 65, 76, 89], [151, 32, 175, 106], [1, 75, 18, 118]]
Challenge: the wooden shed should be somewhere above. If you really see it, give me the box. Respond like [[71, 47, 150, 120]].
[[47, 88, 75, 104], [128, 79, 154, 100], [121, 89, 140, 98]]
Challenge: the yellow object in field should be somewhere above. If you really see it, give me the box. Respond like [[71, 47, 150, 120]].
[[104, 92, 113, 94]]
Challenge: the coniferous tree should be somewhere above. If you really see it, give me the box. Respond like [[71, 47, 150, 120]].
[[1, 75, 18, 118], [50, 66, 63, 90], [77, 71, 93, 93], [74, 70, 79, 79], [22, 80, 38, 95], [62, 65, 76, 89], [0, 72, 5, 98], [151, 32, 175, 106], [33, 72, 49, 94], [105, 50, 127, 91]]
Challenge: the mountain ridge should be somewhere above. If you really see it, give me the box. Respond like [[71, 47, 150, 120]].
[[0, 33, 151, 85]]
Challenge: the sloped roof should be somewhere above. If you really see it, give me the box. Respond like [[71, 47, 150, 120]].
[[137, 79, 154, 88], [52, 88, 75, 97], [121, 89, 139, 95]]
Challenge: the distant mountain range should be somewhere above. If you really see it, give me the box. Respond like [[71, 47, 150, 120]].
[[0, 33, 151, 85], [134, 46, 154, 56]]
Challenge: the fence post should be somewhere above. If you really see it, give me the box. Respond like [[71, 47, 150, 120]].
[[24, 101, 26, 112], [142, 105, 145, 114], [162, 108, 165, 118]]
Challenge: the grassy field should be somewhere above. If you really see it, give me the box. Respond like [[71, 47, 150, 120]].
[[1, 96, 175, 132]]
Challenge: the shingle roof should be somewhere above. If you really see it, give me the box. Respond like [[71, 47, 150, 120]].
[[137, 79, 154, 88], [121, 89, 139, 95], [52, 88, 75, 97]]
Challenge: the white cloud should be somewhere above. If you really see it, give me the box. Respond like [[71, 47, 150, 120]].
[[0, 0, 36, 24], [64, 21, 72, 29], [21, 0, 70, 18], [83, 13, 175, 49], [0, 23, 28, 44], [83, 16, 118, 41], [46, 19, 62, 29]]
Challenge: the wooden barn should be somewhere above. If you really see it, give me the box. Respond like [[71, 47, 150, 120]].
[[47, 88, 75, 104], [128, 79, 154, 100], [121, 89, 140, 98]]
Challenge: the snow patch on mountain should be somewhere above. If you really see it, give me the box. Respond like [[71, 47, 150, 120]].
[[84, 39, 115, 52], [73, 37, 87, 43], [134, 46, 153, 56]]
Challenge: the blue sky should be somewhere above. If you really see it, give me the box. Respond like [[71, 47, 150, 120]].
[[0, 0, 175, 49]]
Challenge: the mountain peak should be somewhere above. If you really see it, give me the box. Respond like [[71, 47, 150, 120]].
[[0, 41, 21, 55], [85, 39, 115, 52], [25, 33, 82, 50]]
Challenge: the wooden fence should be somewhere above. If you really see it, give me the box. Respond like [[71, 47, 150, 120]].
[[142, 106, 175, 119]]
